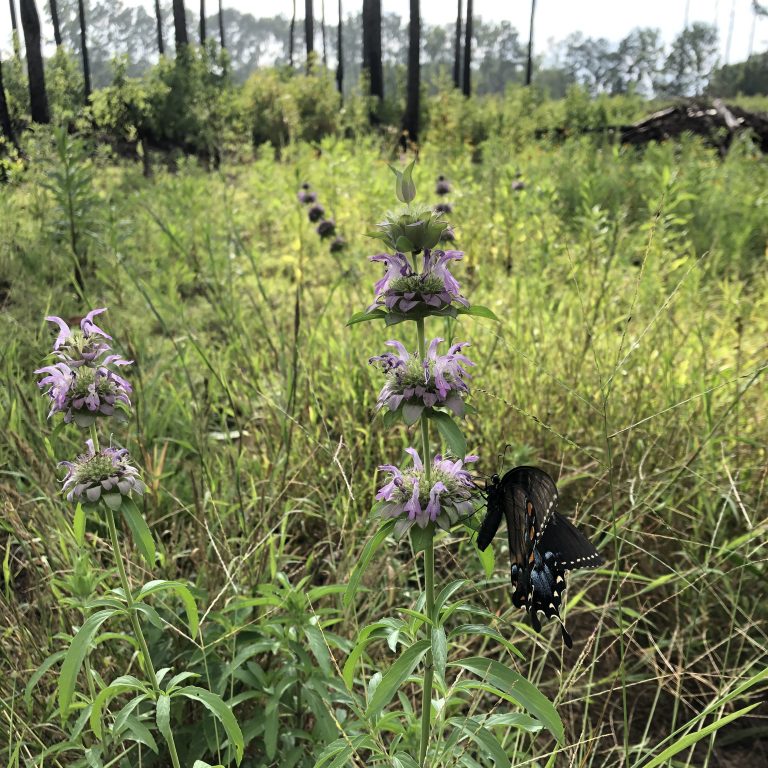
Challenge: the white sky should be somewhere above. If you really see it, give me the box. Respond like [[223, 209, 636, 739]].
[[2, 1, 766, 63]]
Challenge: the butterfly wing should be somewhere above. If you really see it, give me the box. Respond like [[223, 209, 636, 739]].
[[476, 487, 503, 552], [538, 511, 603, 570], [499, 485, 537, 609], [502, 466, 558, 536]]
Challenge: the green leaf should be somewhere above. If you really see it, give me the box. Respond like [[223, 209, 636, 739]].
[[450, 657, 564, 743], [155, 694, 173, 749], [395, 236, 415, 252], [304, 625, 332, 677], [456, 304, 500, 321], [432, 626, 447, 683], [410, 524, 433, 554], [641, 704, 760, 768], [476, 539, 495, 579], [135, 580, 199, 638], [122, 713, 159, 753], [366, 639, 431, 717], [392, 755, 421, 768], [178, 686, 245, 765], [449, 625, 524, 660], [90, 677, 147, 737], [347, 309, 386, 327], [121, 498, 156, 565], [59, 609, 116, 719], [447, 717, 511, 768], [428, 410, 467, 458], [342, 621, 390, 689], [25, 651, 66, 710], [73, 503, 86, 546], [433, 579, 469, 623], [390, 160, 416, 203], [343, 519, 396, 608]]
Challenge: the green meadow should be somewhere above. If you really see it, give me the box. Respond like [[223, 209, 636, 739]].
[[1, 124, 767, 766]]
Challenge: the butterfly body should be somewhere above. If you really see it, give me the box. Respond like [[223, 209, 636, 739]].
[[477, 466, 602, 647]]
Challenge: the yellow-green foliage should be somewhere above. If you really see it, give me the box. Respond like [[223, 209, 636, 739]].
[[1, 130, 766, 766]]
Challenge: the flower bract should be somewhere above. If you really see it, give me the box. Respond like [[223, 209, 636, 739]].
[[60, 439, 145, 509]]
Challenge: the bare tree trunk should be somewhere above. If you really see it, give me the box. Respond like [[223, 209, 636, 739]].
[[462, 0, 472, 97], [0, 58, 18, 150], [305, 0, 314, 64], [77, 0, 91, 100], [362, 0, 383, 101], [173, 0, 188, 49], [321, 0, 327, 66], [19, 0, 50, 123], [403, 0, 420, 144], [49, 0, 62, 46], [289, 0, 296, 67], [218, 0, 225, 48], [154, 0, 164, 55], [200, 0, 206, 44], [9, 0, 22, 59], [336, 0, 343, 94], [525, 0, 535, 86], [453, 0, 462, 89]]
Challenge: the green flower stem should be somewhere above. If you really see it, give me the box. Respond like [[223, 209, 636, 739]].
[[105, 507, 181, 768], [416, 316, 435, 767], [89, 423, 99, 452]]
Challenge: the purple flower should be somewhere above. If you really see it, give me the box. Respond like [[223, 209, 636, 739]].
[[435, 176, 451, 196], [375, 448, 477, 536], [512, 180, 525, 191], [298, 190, 317, 205], [369, 337, 473, 420], [308, 203, 325, 223], [434, 202, 453, 214], [60, 439, 144, 508], [368, 248, 468, 316], [36, 361, 133, 426], [317, 219, 336, 239], [44, 309, 130, 368]]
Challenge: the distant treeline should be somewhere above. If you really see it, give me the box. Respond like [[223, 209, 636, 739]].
[[2, 1, 767, 99]]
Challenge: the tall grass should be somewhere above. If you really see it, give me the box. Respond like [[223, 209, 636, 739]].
[[0, 129, 766, 766]]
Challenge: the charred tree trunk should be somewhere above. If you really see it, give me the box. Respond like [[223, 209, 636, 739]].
[[462, 0, 472, 97], [336, 0, 343, 94], [305, 0, 314, 63], [289, 0, 296, 67], [9, 0, 22, 59], [0, 58, 18, 151], [362, 0, 383, 101], [154, 0, 164, 55], [525, 0, 535, 86], [49, 0, 62, 46], [218, 0, 225, 48], [19, 0, 50, 123], [173, 0, 188, 50], [200, 0, 206, 44], [77, 0, 91, 100], [453, 0, 462, 89], [403, 0, 420, 144]]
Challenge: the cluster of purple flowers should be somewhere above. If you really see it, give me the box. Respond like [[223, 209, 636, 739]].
[[370, 337, 473, 420], [36, 309, 132, 427], [368, 249, 468, 316], [37, 308, 144, 509], [61, 439, 145, 507], [376, 448, 476, 536], [298, 182, 346, 254]]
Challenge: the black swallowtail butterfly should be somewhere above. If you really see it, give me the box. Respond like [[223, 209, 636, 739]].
[[477, 466, 602, 648]]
